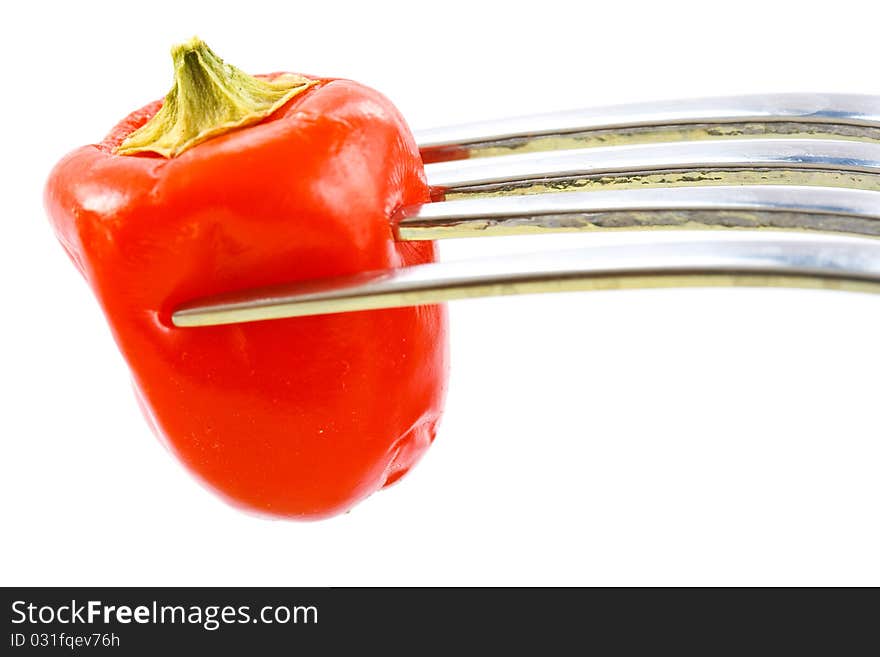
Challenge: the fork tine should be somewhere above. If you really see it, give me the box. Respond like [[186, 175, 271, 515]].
[[416, 94, 880, 163], [172, 234, 880, 326], [395, 185, 880, 240], [425, 139, 880, 197]]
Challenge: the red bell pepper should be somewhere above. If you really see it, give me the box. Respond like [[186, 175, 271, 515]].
[[44, 38, 449, 519]]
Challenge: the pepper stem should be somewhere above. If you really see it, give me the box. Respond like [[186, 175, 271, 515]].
[[116, 37, 315, 157]]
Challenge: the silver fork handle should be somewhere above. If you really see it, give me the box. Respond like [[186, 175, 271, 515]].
[[172, 234, 880, 326]]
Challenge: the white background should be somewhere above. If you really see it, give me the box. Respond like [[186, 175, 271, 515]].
[[2, 0, 879, 586]]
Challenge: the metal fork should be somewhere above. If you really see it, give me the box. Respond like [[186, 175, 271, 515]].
[[172, 93, 880, 327]]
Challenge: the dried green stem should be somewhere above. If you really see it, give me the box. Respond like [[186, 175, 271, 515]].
[[116, 37, 315, 157]]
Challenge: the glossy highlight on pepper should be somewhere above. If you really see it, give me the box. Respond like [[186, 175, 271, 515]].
[[44, 38, 449, 519]]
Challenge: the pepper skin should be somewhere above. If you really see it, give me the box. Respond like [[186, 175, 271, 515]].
[[44, 50, 449, 519]]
